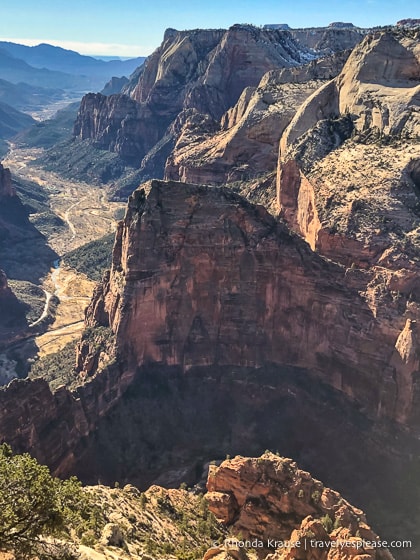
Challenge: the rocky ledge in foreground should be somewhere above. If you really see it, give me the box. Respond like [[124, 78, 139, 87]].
[[77, 454, 395, 559], [32, 453, 393, 560], [206, 453, 394, 560]]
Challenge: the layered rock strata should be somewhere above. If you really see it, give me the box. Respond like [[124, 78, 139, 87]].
[[73, 25, 366, 182], [165, 52, 350, 187], [276, 34, 420, 377], [81, 179, 420, 428], [278, 31, 420, 254]]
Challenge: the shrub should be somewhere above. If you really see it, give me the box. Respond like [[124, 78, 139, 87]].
[[320, 514, 334, 533], [0, 444, 100, 558]]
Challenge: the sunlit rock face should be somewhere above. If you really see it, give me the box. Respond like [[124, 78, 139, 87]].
[[81, 179, 420, 428], [73, 25, 365, 178]]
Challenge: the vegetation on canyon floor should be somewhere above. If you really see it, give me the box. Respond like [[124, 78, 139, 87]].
[[63, 233, 115, 282], [29, 340, 78, 390]]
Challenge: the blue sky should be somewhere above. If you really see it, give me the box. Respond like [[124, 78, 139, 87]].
[[0, 0, 417, 57]]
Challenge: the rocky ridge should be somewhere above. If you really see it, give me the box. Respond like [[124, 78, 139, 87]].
[[70, 25, 366, 190], [164, 51, 350, 189]]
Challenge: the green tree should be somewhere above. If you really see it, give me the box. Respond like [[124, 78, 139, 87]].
[[0, 444, 97, 559]]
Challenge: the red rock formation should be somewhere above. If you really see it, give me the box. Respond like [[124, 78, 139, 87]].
[[275, 31, 420, 432], [0, 179, 419, 553], [81, 179, 420, 428], [73, 93, 153, 164], [206, 453, 392, 560]]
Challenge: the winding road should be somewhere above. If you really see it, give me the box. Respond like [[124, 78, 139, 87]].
[[28, 289, 53, 328]]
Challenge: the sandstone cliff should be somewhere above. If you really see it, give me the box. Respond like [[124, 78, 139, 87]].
[[165, 52, 350, 189], [80, 180, 420, 428], [1, 179, 419, 555], [276, 31, 420, 323], [279, 30, 419, 157], [72, 25, 365, 187]]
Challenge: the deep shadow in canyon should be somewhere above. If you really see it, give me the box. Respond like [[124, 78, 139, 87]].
[[69, 363, 419, 556]]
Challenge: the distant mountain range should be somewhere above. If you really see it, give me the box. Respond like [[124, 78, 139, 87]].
[[0, 41, 146, 151], [0, 42, 145, 85]]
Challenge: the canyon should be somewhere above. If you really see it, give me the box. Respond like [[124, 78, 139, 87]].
[[0, 178, 419, 556], [50, 25, 367, 195], [0, 22, 419, 559]]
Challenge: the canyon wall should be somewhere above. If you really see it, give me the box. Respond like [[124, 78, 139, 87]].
[[276, 31, 420, 322], [165, 52, 350, 187], [82, 180, 420, 427], [72, 26, 366, 183], [1, 179, 419, 553]]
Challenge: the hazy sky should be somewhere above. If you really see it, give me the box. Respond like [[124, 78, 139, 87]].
[[0, 0, 416, 57]]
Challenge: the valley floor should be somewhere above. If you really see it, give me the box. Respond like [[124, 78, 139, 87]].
[[2, 144, 125, 356]]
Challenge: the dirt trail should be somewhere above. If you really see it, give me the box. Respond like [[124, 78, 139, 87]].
[[4, 145, 125, 355]]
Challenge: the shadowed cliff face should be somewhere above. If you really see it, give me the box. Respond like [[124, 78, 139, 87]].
[[0, 163, 56, 345], [0, 269, 28, 342], [82, 180, 420, 428], [0, 162, 58, 283]]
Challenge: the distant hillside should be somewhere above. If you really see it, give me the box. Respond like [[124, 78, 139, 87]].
[[0, 42, 145, 90], [0, 101, 34, 138], [14, 102, 80, 148], [0, 78, 64, 112]]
